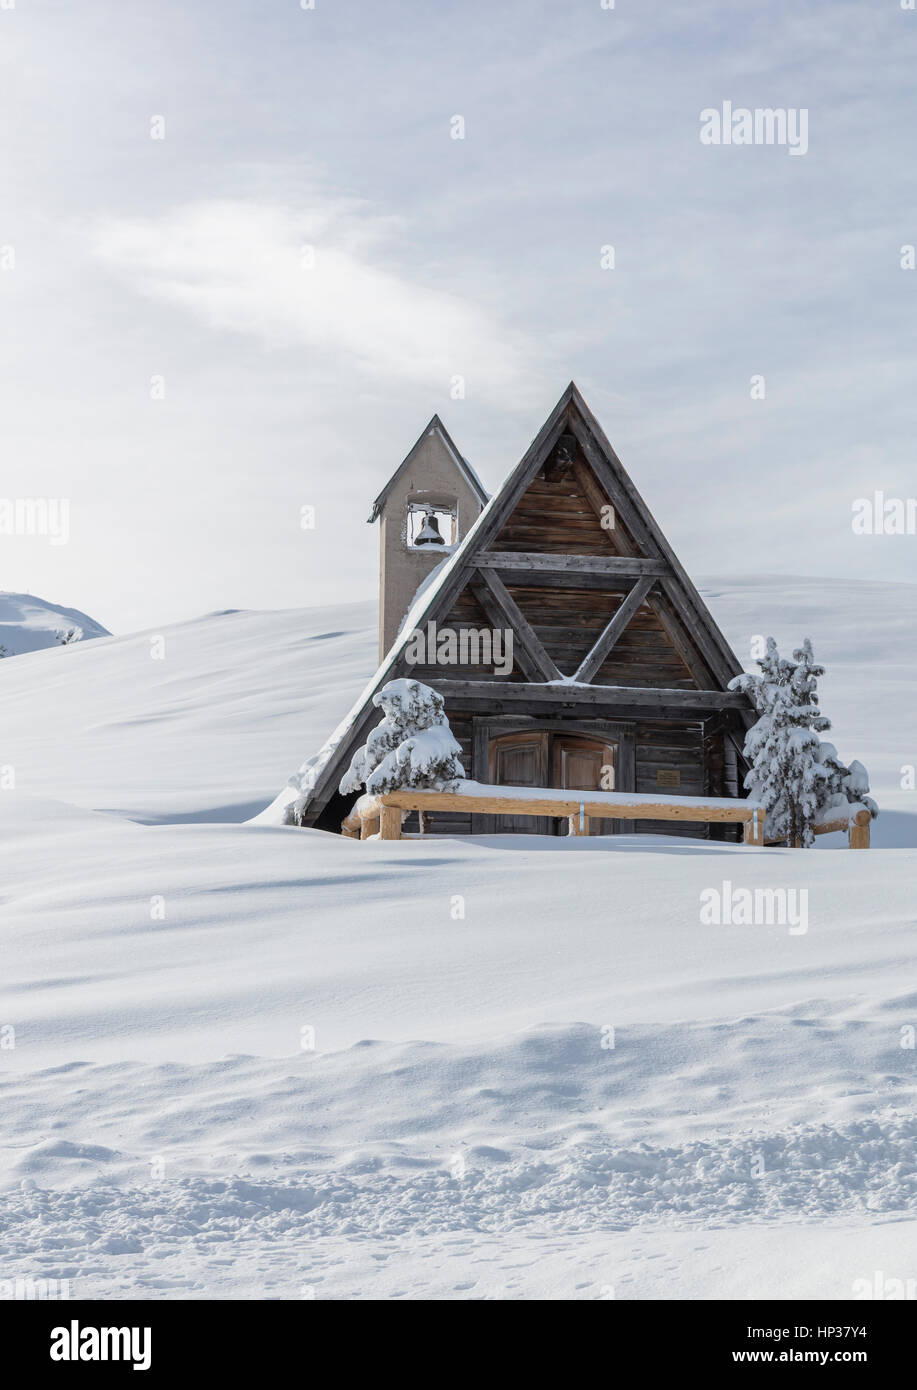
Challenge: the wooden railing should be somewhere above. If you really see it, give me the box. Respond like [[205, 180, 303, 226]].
[[342, 783, 769, 846], [342, 785, 873, 847], [807, 806, 871, 849]]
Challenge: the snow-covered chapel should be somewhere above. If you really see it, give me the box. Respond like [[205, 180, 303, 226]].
[[283, 383, 765, 839]]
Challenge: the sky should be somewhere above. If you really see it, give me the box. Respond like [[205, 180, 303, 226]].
[[1, 0, 915, 634]]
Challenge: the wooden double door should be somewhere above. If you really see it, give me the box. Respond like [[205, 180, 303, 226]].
[[487, 730, 618, 835]]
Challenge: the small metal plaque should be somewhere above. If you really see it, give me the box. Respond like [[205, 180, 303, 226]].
[[657, 769, 681, 788]]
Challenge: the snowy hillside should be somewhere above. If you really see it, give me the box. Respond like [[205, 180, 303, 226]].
[[1, 575, 915, 1299], [0, 602, 375, 823], [0, 576, 913, 841], [0, 592, 110, 657]]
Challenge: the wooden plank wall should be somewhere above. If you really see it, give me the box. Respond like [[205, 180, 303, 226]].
[[411, 710, 711, 840], [505, 583, 697, 689], [387, 457, 732, 841], [634, 721, 708, 838], [489, 470, 621, 555], [413, 583, 698, 693], [404, 587, 525, 685]]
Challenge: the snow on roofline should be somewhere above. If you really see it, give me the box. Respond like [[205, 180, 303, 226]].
[[250, 495, 501, 826]]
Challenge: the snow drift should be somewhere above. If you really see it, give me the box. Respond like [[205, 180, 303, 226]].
[[0, 575, 915, 1299]]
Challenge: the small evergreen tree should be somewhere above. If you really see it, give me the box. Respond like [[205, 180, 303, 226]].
[[730, 637, 877, 846], [340, 678, 465, 796], [730, 637, 830, 847]]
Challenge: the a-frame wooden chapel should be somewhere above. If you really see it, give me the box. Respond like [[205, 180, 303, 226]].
[[293, 382, 755, 839]]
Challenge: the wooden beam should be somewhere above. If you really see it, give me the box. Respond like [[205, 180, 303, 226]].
[[361, 787, 760, 826], [475, 552, 669, 577], [477, 569, 648, 595], [767, 808, 872, 847], [572, 579, 653, 684], [476, 554, 723, 694], [723, 725, 749, 769], [431, 678, 749, 715], [571, 457, 634, 555], [379, 805, 402, 840], [810, 816, 853, 839], [567, 416, 660, 557], [469, 408, 570, 545], [567, 413, 745, 693], [647, 586, 718, 690], [849, 810, 871, 849], [469, 577, 543, 682], [472, 568, 563, 683]]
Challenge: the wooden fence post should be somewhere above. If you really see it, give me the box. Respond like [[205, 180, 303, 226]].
[[379, 805, 402, 840], [743, 808, 765, 847], [849, 809, 871, 849]]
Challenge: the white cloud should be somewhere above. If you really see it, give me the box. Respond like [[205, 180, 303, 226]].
[[93, 197, 542, 403]]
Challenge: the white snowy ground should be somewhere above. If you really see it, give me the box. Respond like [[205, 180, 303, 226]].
[[0, 577, 915, 1299]]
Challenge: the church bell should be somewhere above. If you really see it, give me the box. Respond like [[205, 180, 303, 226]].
[[414, 509, 446, 545]]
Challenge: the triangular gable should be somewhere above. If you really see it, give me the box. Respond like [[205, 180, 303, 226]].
[[367, 415, 489, 523], [489, 455, 622, 555], [273, 383, 751, 829], [563, 384, 744, 689]]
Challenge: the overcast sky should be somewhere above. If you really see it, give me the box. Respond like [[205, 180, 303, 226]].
[[2, 0, 915, 634]]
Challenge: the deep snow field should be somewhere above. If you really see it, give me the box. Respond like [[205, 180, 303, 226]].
[[0, 577, 915, 1300]]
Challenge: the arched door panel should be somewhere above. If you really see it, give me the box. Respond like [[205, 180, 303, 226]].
[[488, 731, 550, 833], [552, 735, 618, 835]]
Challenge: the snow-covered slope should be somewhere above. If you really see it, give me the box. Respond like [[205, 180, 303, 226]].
[[0, 602, 376, 823], [0, 592, 109, 656], [0, 576, 912, 840], [1, 576, 915, 1299], [1, 798, 916, 1298]]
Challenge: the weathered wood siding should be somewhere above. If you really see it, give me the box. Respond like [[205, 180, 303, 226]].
[[505, 583, 696, 689], [633, 721, 707, 837], [407, 707, 712, 840], [489, 468, 635, 556], [312, 403, 752, 838]]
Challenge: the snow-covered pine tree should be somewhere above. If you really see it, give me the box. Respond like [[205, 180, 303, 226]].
[[815, 743, 878, 823], [729, 637, 830, 847], [732, 638, 878, 845], [784, 639, 833, 845], [340, 678, 465, 797]]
